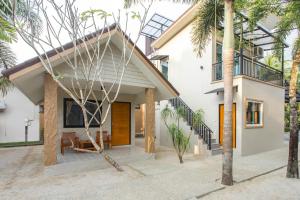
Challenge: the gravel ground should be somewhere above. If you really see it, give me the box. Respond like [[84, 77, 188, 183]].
[[203, 165, 300, 200], [0, 145, 299, 200]]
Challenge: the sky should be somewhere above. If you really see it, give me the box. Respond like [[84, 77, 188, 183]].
[[10, 0, 296, 64], [11, 0, 189, 63]]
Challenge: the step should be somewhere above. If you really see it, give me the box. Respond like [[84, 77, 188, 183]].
[[210, 143, 220, 150], [211, 147, 223, 156]]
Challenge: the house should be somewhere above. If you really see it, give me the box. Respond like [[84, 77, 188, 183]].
[[2, 24, 179, 166], [0, 88, 40, 144], [146, 5, 286, 156]]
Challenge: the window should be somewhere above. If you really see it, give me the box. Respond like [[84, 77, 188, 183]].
[[161, 61, 168, 80], [63, 98, 101, 128], [215, 43, 240, 76], [216, 43, 222, 63], [245, 99, 263, 128]]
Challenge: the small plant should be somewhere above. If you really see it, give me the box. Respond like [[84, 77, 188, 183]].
[[161, 105, 192, 164]]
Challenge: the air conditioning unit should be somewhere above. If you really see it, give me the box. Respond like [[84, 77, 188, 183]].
[[254, 47, 264, 59]]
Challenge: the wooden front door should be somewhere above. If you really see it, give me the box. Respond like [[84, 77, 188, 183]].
[[219, 103, 236, 148], [111, 102, 131, 146]]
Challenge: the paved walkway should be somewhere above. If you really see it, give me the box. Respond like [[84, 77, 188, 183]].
[[0, 144, 298, 199]]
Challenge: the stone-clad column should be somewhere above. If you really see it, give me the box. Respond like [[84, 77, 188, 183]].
[[145, 88, 155, 153], [44, 74, 58, 166]]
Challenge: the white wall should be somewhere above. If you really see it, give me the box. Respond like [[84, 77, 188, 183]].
[[155, 23, 223, 148], [0, 88, 40, 143], [240, 78, 284, 155], [155, 22, 284, 156]]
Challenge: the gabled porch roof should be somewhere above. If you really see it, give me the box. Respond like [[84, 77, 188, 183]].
[[2, 24, 179, 105]]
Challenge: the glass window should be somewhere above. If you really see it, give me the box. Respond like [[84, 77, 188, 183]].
[[161, 61, 168, 80], [216, 43, 222, 63], [245, 99, 263, 128], [215, 43, 240, 76], [63, 98, 101, 128]]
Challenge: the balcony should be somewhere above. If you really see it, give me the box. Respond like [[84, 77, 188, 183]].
[[212, 54, 284, 86]]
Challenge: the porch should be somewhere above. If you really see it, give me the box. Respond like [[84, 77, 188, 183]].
[[43, 74, 160, 166]]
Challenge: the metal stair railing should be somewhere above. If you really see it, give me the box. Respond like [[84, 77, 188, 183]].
[[169, 97, 212, 150]]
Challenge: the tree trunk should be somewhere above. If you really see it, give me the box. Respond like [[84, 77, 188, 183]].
[[178, 155, 184, 164], [287, 53, 299, 178], [221, 0, 234, 186]]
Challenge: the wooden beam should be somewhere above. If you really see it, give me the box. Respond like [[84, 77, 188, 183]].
[[44, 74, 58, 166], [145, 88, 155, 153]]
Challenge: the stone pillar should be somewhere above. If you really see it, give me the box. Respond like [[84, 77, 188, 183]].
[[44, 74, 58, 166], [145, 88, 155, 153]]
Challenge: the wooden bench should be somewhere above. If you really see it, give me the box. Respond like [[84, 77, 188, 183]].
[[61, 132, 79, 155]]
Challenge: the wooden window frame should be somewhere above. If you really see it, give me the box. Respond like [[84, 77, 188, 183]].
[[244, 98, 264, 129]]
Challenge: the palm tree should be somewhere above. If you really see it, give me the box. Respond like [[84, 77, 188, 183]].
[[219, 0, 234, 186], [248, 0, 300, 179], [0, 0, 41, 96], [0, 42, 15, 96]]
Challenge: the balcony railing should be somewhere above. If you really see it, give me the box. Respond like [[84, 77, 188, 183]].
[[212, 55, 283, 86]]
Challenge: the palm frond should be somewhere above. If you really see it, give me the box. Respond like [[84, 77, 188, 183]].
[[0, 76, 12, 96], [191, 0, 223, 56], [273, 14, 295, 59], [247, 0, 281, 31], [1, 0, 43, 37], [0, 41, 16, 69], [15, 0, 43, 36], [0, 16, 16, 42]]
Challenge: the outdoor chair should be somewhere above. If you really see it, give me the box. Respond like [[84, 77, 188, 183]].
[[96, 131, 112, 149], [61, 132, 80, 155]]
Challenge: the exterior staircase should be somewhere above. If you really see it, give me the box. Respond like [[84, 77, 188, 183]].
[[169, 97, 222, 155]]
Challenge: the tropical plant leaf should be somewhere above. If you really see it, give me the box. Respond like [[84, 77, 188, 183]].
[[0, 41, 16, 69], [0, 16, 16, 42], [191, 0, 224, 56], [0, 76, 12, 96]]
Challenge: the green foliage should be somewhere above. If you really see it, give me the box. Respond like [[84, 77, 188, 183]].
[[131, 11, 141, 20], [191, 0, 223, 56], [247, 0, 300, 59], [0, 0, 42, 97], [0, 41, 16, 69], [263, 55, 282, 71], [0, 17, 16, 42], [124, 0, 199, 9], [0, 140, 43, 148], [0, 76, 12, 97], [161, 105, 191, 163], [193, 109, 204, 126], [81, 9, 112, 21]]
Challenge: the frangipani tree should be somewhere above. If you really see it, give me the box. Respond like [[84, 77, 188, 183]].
[[3, 0, 152, 171]]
